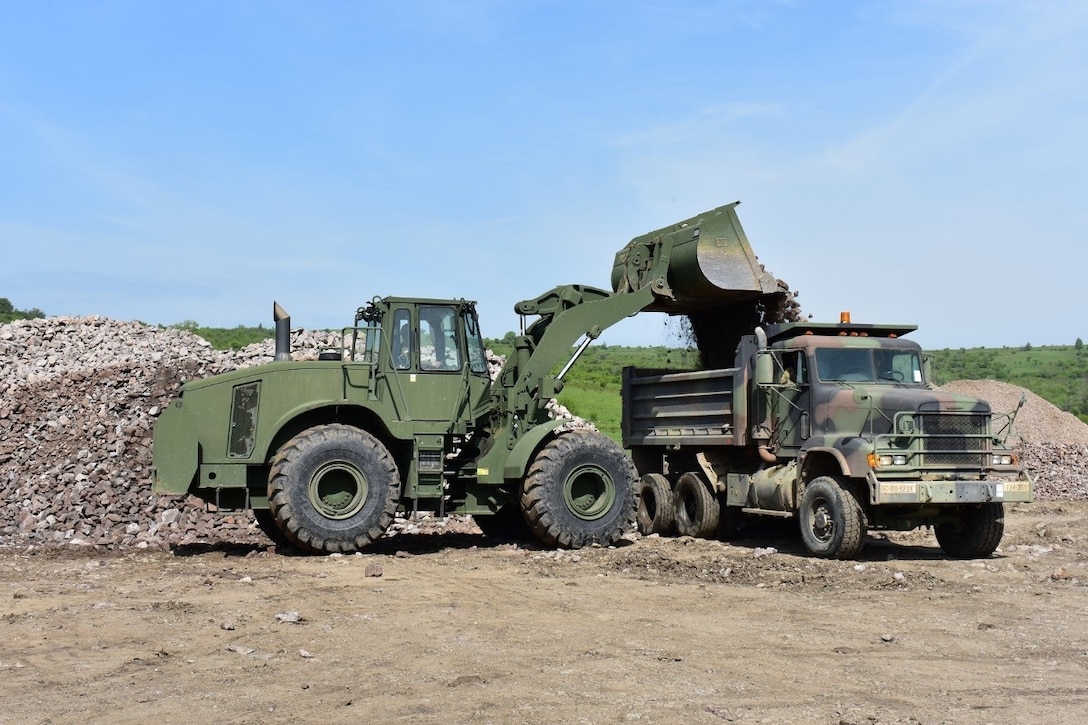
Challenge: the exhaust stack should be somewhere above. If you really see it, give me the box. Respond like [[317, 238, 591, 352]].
[[274, 302, 292, 361]]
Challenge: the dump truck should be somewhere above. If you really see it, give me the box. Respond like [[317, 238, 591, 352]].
[[153, 203, 782, 553], [623, 315, 1034, 559]]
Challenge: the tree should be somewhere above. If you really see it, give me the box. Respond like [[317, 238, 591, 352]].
[[0, 297, 45, 323], [1077, 338, 1084, 351]]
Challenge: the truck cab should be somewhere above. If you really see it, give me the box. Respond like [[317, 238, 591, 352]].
[[755, 320, 1030, 504]]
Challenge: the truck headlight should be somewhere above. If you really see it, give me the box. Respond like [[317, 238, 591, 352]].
[[874, 454, 908, 467], [991, 453, 1014, 466]]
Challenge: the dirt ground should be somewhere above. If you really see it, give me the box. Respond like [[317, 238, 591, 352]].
[[1, 501, 1086, 725]]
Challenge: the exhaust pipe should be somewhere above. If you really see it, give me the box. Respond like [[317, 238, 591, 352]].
[[752, 326, 776, 464], [274, 302, 292, 361]]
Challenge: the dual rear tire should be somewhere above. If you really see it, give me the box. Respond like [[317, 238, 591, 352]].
[[637, 472, 723, 540]]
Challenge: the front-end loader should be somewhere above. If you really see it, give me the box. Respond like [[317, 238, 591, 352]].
[[152, 203, 782, 553]]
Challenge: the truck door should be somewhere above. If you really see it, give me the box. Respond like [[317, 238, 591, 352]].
[[771, 349, 811, 453]]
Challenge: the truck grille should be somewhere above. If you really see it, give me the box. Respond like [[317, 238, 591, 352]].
[[919, 414, 988, 466]]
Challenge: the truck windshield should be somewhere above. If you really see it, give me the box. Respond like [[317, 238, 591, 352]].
[[815, 348, 923, 384]]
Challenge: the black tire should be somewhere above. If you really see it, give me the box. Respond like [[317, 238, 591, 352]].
[[673, 472, 719, 539], [520, 430, 638, 549], [253, 508, 292, 548], [636, 473, 675, 535], [799, 476, 864, 559], [935, 503, 1005, 559], [268, 424, 400, 554], [473, 504, 533, 542]]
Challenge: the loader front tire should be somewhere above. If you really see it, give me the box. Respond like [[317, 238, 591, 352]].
[[268, 424, 400, 554], [520, 430, 637, 549]]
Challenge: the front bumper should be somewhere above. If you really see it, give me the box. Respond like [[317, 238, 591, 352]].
[[866, 470, 1033, 505]]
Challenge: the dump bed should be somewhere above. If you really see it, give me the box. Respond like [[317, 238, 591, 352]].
[[621, 367, 741, 449]]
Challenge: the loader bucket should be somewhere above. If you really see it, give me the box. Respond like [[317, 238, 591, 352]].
[[611, 202, 782, 313]]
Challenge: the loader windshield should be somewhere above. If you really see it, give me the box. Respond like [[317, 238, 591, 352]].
[[419, 306, 462, 371], [815, 348, 923, 385]]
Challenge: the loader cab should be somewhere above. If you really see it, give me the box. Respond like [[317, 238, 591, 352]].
[[377, 297, 493, 430]]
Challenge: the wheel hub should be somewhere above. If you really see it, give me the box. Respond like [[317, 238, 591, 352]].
[[563, 464, 615, 521], [309, 462, 368, 520], [811, 503, 833, 542]]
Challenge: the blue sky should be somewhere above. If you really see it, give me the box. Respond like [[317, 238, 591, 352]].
[[2, 1, 1085, 350]]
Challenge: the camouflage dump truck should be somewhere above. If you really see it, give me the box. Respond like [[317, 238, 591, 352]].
[[623, 317, 1033, 559], [153, 203, 779, 554]]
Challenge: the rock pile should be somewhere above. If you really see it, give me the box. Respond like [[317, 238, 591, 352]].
[[0, 316, 342, 551], [0, 316, 584, 550], [938, 379, 1088, 499]]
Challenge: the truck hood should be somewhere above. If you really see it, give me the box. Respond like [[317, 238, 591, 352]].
[[819, 385, 992, 437]]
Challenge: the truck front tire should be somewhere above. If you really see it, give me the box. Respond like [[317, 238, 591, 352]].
[[268, 424, 401, 554], [799, 476, 864, 559], [935, 503, 1004, 558], [520, 430, 638, 549]]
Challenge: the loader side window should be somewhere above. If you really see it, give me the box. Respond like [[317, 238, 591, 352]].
[[420, 306, 462, 371], [228, 382, 259, 458], [392, 309, 412, 370], [463, 309, 488, 375]]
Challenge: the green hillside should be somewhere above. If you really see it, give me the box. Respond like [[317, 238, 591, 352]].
[[926, 343, 1088, 421]]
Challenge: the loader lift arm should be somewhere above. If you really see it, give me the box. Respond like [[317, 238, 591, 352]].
[[501, 283, 659, 424]]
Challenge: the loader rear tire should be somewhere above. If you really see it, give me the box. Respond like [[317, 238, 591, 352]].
[[673, 472, 719, 539], [636, 473, 675, 535], [268, 424, 400, 554], [520, 430, 637, 549], [935, 503, 1004, 559], [253, 508, 292, 548]]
